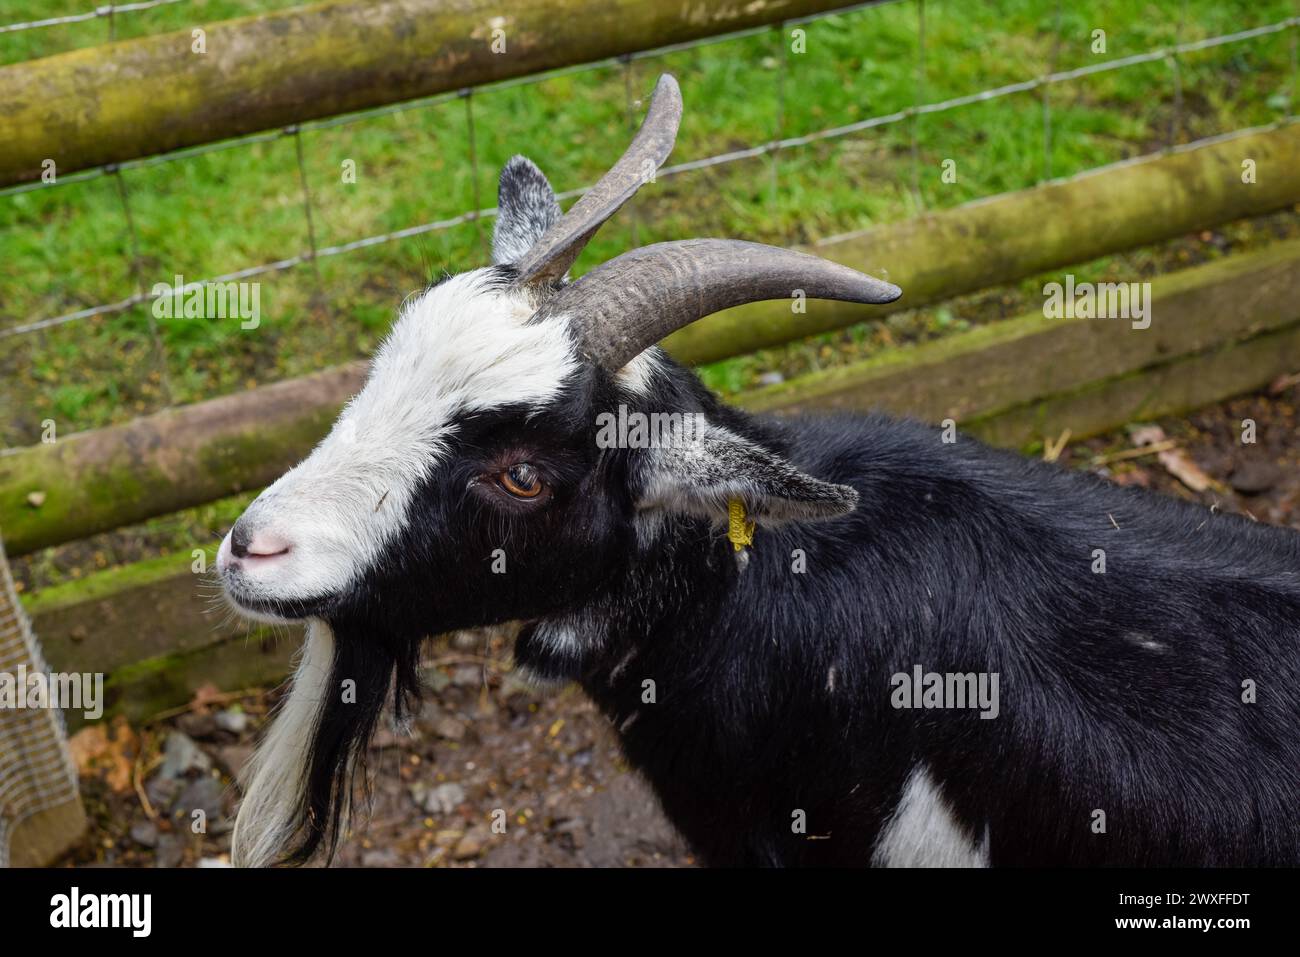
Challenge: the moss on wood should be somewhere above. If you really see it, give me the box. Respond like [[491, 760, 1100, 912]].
[[0, 362, 367, 555], [0, 0, 854, 186], [23, 554, 297, 729], [738, 239, 1300, 422]]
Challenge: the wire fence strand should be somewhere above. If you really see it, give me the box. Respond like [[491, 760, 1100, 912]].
[[0, 0, 188, 35]]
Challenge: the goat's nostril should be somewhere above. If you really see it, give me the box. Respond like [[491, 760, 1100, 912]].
[[247, 536, 291, 558], [230, 522, 252, 559], [228, 520, 290, 561]]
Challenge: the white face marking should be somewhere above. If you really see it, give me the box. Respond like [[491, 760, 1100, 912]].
[[872, 765, 990, 867], [220, 269, 579, 609]]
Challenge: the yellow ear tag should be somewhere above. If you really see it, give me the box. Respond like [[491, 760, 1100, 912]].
[[727, 497, 756, 553]]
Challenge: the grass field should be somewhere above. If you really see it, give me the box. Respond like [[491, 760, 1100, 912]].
[[3, 0, 1299, 586]]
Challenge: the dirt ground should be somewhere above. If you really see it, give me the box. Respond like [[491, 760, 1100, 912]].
[[1072, 376, 1300, 525], [56, 377, 1300, 868], [62, 636, 694, 869]]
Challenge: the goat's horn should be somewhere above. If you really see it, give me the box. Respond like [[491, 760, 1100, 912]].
[[543, 239, 902, 371], [514, 74, 683, 286]]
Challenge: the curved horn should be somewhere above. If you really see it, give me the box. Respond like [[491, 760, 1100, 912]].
[[543, 239, 902, 371], [514, 74, 682, 286]]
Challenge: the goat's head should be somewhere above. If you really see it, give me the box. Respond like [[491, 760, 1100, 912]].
[[219, 74, 901, 866]]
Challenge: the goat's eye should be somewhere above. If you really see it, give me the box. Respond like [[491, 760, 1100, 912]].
[[498, 464, 544, 499]]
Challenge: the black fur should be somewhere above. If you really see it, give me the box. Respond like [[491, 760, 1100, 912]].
[[290, 348, 1300, 866], [247, 148, 1300, 867]]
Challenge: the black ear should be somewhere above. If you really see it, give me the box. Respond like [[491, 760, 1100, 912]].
[[493, 156, 562, 266], [633, 418, 858, 526]]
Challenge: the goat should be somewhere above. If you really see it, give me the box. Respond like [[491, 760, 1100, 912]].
[[218, 74, 1300, 867]]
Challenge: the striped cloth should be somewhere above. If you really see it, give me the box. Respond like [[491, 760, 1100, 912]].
[[0, 535, 80, 867]]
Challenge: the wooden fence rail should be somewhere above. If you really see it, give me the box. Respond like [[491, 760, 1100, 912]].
[[0, 0, 864, 187]]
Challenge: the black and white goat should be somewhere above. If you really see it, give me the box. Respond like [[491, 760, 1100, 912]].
[[219, 75, 1300, 867]]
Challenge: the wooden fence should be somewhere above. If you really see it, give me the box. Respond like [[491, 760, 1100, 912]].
[[0, 0, 863, 187]]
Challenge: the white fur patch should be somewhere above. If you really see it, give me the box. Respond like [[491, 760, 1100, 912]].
[[232, 620, 335, 868], [1125, 631, 1166, 652], [533, 618, 582, 655], [871, 765, 990, 868], [614, 346, 666, 398], [225, 270, 579, 605]]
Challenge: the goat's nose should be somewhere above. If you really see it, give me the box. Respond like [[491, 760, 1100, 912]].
[[229, 519, 291, 560], [229, 520, 252, 559]]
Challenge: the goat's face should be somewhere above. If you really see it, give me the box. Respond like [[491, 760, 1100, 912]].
[[216, 262, 632, 636]]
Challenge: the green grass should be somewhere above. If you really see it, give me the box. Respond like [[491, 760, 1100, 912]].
[[0, 0, 306, 66], [3, 0, 1297, 443], [3, 0, 1300, 586]]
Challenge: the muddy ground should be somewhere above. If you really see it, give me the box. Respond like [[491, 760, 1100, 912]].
[[57, 378, 1300, 868]]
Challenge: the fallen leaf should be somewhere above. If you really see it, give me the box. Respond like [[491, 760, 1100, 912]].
[[68, 715, 137, 793], [67, 726, 107, 775], [1156, 446, 1216, 493], [1127, 425, 1219, 493]]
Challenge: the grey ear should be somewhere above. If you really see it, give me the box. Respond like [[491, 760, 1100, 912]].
[[492, 156, 562, 266], [633, 419, 858, 526]]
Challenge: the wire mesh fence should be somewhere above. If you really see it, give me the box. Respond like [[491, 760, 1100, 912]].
[[3, 0, 1297, 435], [0, 0, 188, 36]]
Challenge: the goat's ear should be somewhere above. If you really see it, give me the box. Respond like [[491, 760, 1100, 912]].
[[633, 421, 858, 526], [493, 156, 562, 266]]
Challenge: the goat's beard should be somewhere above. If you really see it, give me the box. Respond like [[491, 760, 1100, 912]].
[[231, 616, 423, 867]]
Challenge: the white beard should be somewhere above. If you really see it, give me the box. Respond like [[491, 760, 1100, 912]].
[[232, 619, 339, 867]]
